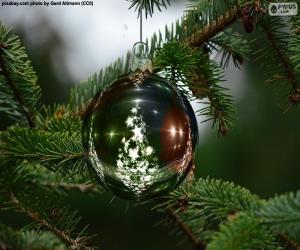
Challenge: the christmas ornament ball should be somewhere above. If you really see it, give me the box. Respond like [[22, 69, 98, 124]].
[[82, 70, 198, 200]]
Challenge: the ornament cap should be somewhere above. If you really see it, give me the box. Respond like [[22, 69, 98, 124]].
[[130, 42, 153, 73]]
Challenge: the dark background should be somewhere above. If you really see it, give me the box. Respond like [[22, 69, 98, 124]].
[[0, 1, 299, 249]]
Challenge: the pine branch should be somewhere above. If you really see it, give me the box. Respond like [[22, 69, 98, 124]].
[[40, 182, 99, 193], [154, 41, 235, 135], [209, 30, 250, 69], [257, 191, 300, 243], [154, 178, 263, 247], [153, 41, 198, 94], [6, 162, 100, 196], [191, 55, 235, 136], [206, 213, 280, 250], [172, 178, 261, 222], [7, 192, 92, 250], [0, 222, 65, 250], [0, 23, 41, 126], [167, 207, 205, 250], [69, 54, 130, 112], [289, 16, 300, 71], [257, 16, 300, 105], [288, 16, 300, 104], [185, 4, 242, 47], [128, 0, 170, 18], [0, 162, 95, 249], [0, 128, 86, 173], [0, 48, 34, 127], [158, 177, 300, 249], [145, 1, 252, 56], [36, 105, 81, 133]]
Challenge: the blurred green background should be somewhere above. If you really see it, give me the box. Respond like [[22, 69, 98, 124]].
[[0, 1, 299, 249]]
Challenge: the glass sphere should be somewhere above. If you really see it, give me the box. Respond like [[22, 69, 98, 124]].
[[82, 70, 198, 200]]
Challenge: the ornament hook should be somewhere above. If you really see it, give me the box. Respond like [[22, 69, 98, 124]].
[[140, 4, 143, 43], [130, 6, 152, 72]]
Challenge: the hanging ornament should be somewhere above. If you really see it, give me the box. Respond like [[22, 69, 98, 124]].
[[82, 7, 199, 201]]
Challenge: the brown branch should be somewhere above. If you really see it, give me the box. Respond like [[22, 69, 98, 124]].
[[182, 3, 255, 136], [259, 22, 300, 102], [280, 234, 300, 250], [8, 192, 93, 250], [167, 207, 206, 250], [41, 182, 100, 193], [0, 44, 35, 127], [185, 5, 242, 47], [189, 72, 229, 136]]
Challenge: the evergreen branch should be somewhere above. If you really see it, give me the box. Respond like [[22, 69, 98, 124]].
[[257, 191, 300, 243], [9, 162, 99, 196], [128, 0, 170, 18], [36, 105, 81, 133], [44, 115, 81, 133], [0, 163, 95, 249], [167, 207, 205, 250], [200, 83, 235, 136], [206, 213, 280, 250], [40, 182, 99, 193], [156, 178, 262, 246], [185, 4, 242, 47], [191, 55, 235, 136], [7, 192, 92, 250], [289, 16, 300, 71], [209, 30, 250, 69], [181, 178, 261, 221], [261, 23, 297, 88], [0, 23, 41, 125], [0, 128, 86, 173], [0, 223, 65, 250], [153, 41, 198, 92], [69, 54, 130, 112], [288, 16, 300, 104], [258, 16, 300, 104], [154, 42, 235, 135], [0, 49, 34, 127], [146, 1, 252, 57], [160, 177, 300, 249]]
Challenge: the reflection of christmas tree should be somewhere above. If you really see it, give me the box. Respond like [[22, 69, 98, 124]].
[[115, 103, 159, 194]]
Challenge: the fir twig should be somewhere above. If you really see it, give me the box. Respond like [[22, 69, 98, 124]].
[[0, 128, 86, 173], [128, 0, 170, 18], [209, 30, 250, 69], [167, 207, 206, 250], [206, 213, 279, 250], [7, 192, 93, 250], [191, 56, 235, 136], [0, 222, 65, 250], [154, 42, 235, 136], [0, 23, 41, 126], [257, 191, 300, 244], [69, 54, 131, 112], [186, 4, 242, 47], [40, 182, 99, 193], [0, 45, 35, 127], [259, 20, 299, 101]]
